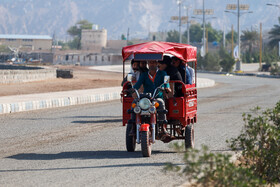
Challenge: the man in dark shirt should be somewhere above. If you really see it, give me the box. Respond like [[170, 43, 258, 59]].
[[158, 56, 182, 82], [158, 56, 183, 97], [171, 57, 192, 84]]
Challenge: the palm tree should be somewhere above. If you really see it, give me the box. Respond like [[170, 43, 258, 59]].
[[241, 29, 259, 55], [268, 17, 280, 49]]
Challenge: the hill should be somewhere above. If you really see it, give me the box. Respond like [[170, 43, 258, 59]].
[[0, 0, 278, 40]]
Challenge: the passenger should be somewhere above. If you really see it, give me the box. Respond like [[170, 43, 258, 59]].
[[121, 59, 140, 86], [139, 61, 148, 74], [158, 56, 183, 97], [171, 57, 192, 84], [131, 60, 171, 137], [187, 65, 195, 84], [158, 56, 182, 81]]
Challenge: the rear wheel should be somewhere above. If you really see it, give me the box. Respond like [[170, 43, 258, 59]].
[[141, 131, 152, 157], [185, 124, 194, 149], [126, 123, 136, 152]]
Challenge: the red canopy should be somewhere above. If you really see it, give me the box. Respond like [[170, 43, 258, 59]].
[[122, 41, 197, 63]]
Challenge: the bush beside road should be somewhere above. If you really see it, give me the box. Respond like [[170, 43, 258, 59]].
[[167, 101, 280, 186]]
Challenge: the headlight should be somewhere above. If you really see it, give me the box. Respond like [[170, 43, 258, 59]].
[[139, 98, 151, 110], [134, 106, 141, 114], [149, 106, 156, 114]]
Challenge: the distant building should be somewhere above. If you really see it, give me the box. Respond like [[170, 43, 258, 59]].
[[54, 52, 122, 66], [81, 28, 107, 52], [104, 40, 127, 53], [0, 34, 52, 51]]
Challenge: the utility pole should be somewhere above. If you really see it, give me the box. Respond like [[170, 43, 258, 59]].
[[237, 0, 241, 71], [193, 1, 213, 56], [266, 3, 280, 57], [232, 25, 234, 58], [178, 0, 182, 43], [126, 28, 130, 46], [223, 24, 226, 48], [225, 2, 252, 71], [203, 0, 205, 54], [259, 22, 262, 70], [171, 1, 188, 44], [206, 28, 208, 53], [52, 31, 56, 54], [184, 5, 191, 44]]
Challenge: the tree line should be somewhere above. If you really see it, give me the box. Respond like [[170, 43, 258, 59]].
[[165, 18, 280, 73], [56, 18, 280, 73], [167, 18, 280, 50]]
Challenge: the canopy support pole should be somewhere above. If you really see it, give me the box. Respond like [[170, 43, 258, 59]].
[[123, 62, 125, 79]]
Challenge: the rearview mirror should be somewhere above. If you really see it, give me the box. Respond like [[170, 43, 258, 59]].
[[127, 74, 133, 82], [164, 75, 170, 84]]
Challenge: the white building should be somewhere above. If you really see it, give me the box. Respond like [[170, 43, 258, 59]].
[[81, 28, 107, 52]]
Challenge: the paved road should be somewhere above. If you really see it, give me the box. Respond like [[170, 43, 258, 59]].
[[0, 73, 279, 186]]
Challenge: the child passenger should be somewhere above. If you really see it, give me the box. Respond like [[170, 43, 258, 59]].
[[121, 59, 140, 86]]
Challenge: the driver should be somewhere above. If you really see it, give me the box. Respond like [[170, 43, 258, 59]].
[[131, 60, 171, 136]]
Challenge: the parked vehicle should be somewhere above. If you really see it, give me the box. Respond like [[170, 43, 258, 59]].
[[121, 41, 197, 157]]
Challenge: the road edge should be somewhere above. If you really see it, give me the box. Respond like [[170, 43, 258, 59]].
[[0, 87, 122, 115], [0, 78, 215, 115]]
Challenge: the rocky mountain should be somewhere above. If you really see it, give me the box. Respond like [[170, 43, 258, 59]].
[[0, 0, 278, 40]]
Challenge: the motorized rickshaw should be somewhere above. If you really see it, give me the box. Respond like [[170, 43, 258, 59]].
[[120, 41, 197, 157]]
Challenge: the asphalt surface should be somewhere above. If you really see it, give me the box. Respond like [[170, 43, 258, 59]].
[[0, 73, 279, 186]]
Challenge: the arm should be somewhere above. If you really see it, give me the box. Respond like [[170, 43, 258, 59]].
[[121, 76, 128, 86], [133, 72, 145, 90], [162, 71, 170, 89]]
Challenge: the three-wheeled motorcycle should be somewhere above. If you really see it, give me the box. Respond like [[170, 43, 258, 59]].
[[120, 42, 197, 157]]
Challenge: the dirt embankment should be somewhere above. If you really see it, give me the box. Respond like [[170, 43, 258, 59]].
[[0, 65, 123, 97]]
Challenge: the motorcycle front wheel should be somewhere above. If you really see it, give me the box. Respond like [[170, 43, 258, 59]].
[[126, 123, 136, 152], [141, 131, 152, 157]]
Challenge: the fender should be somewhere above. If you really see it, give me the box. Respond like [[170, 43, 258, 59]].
[[140, 123, 150, 132]]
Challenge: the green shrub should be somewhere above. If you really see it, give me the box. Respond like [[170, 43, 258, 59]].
[[228, 101, 280, 185], [220, 57, 235, 72], [164, 144, 264, 186], [198, 52, 220, 71], [165, 101, 280, 186], [270, 63, 280, 75], [219, 47, 235, 72], [263, 48, 280, 65]]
